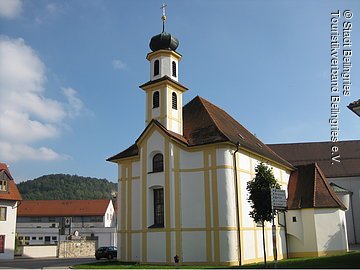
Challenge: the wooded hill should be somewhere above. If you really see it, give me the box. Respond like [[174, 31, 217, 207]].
[[17, 174, 117, 200]]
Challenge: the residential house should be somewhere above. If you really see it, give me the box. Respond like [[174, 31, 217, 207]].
[[17, 199, 116, 248], [269, 140, 360, 244], [0, 163, 22, 260]]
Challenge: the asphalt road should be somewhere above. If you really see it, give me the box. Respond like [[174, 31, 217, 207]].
[[0, 257, 97, 269]]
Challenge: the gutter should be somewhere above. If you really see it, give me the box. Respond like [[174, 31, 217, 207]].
[[233, 142, 242, 265]]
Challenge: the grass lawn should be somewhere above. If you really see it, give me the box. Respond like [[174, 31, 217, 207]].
[[72, 251, 360, 269]]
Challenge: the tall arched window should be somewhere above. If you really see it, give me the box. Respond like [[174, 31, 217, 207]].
[[152, 153, 164, 172], [172, 92, 177, 110], [153, 188, 164, 227], [154, 60, 159, 76], [172, 61, 177, 77], [153, 91, 159, 108]]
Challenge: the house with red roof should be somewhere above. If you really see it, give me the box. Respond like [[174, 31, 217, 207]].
[[286, 163, 348, 257], [269, 140, 360, 245], [16, 199, 116, 252], [0, 163, 22, 260]]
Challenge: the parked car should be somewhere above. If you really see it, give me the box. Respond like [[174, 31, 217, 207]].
[[95, 246, 117, 260]]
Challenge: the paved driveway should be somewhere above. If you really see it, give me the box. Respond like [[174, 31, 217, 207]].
[[0, 257, 96, 269]]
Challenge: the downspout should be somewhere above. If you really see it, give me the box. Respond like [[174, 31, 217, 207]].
[[233, 142, 242, 265]]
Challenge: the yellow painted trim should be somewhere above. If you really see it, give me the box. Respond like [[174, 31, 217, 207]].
[[121, 166, 127, 260], [160, 86, 166, 126], [173, 145, 182, 260], [166, 87, 172, 131], [119, 227, 240, 234], [211, 148, 220, 263], [146, 49, 182, 62], [141, 78, 187, 93], [164, 141, 171, 263], [173, 164, 250, 174], [237, 152, 244, 264], [136, 260, 240, 266], [112, 156, 139, 164], [141, 144, 148, 262], [146, 89, 152, 124], [127, 163, 132, 261], [203, 150, 213, 262]]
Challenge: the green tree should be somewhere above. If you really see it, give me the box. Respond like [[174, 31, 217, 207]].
[[246, 162, 280, 266]]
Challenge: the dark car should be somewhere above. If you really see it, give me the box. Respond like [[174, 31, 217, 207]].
[[95, 246, 117, 260]]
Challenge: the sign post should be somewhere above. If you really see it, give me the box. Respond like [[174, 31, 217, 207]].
[[270, 189, 287, 262]]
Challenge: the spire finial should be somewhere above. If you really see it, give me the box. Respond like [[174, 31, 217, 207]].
[[160, 3, 167, 32]]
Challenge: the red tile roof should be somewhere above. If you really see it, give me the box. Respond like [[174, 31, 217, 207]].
[[0, 163, 22, 201], [268, 140, 360, 178], [17, 199, 112, 217], [108, 96, 293, 169], [287, 163, 346, 210]]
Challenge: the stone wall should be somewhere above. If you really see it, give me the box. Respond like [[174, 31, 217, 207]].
[[58, 240, 96, 258]]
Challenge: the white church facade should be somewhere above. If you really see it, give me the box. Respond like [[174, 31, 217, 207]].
[[108, 14, 348, 266]]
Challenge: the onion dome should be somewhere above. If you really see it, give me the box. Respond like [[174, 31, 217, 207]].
[[149, 31, 179, 52]]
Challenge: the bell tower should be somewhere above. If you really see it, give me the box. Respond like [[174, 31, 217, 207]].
[[140, 5, 187, 135]]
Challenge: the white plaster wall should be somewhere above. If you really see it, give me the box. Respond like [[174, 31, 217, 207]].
[[132, 233, 141, 262], [256, 230, 264, 259], [132, 162, 140, 178], [266, 229, 274, 257], [278, 229, 287, 257], [147, 232, 166, 262], [243, 230, 256, 260], [216, 148, 233, 166], [118, 164, 122, 181], [238, 152, 251, 172], [217, 169, 236, 228], [239, 172, 254, 228], [147, 131, 165, 170], [180, 171, 205, 228], [179, 150, 203, 170], [0, 200, 17, 260], [314, 208, 348, 252], [104, 201, 114, 228], [329, 176, 360, 244], [286, 210, 303, 241], [219, 231, 238, 262], [22, 245, 57, 258], [182, 231, 206, 262], [287, 209, 317, 255], [132, 180, 141, 230]]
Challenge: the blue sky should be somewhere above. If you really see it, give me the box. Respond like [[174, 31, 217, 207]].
[[0, 0, 359, 182]]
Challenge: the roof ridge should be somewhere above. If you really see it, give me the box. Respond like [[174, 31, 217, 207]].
[[268, 139, 360, 146], [314, 163, 346, 210]]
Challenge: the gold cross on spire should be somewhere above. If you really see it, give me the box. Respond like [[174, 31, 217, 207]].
[[160, 3, 167, 32]]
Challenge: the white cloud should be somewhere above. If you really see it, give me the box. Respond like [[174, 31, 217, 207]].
[[0, 0, 22, 19], [63, 87, 85, 118], [112, 59, 127, 70], [0, 142, 68, 162], [0, 36, 86, 162]]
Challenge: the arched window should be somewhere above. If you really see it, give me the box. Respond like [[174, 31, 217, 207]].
[[172, 92, 177, 110], [152, 153, 164, 172], [153, 188, 164, 227], [154, 60, 159, 76], [172, 61, 177, 77], [153, 91, 159, 108]]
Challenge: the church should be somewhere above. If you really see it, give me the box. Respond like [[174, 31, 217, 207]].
[[107, 12, 348, 266]]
